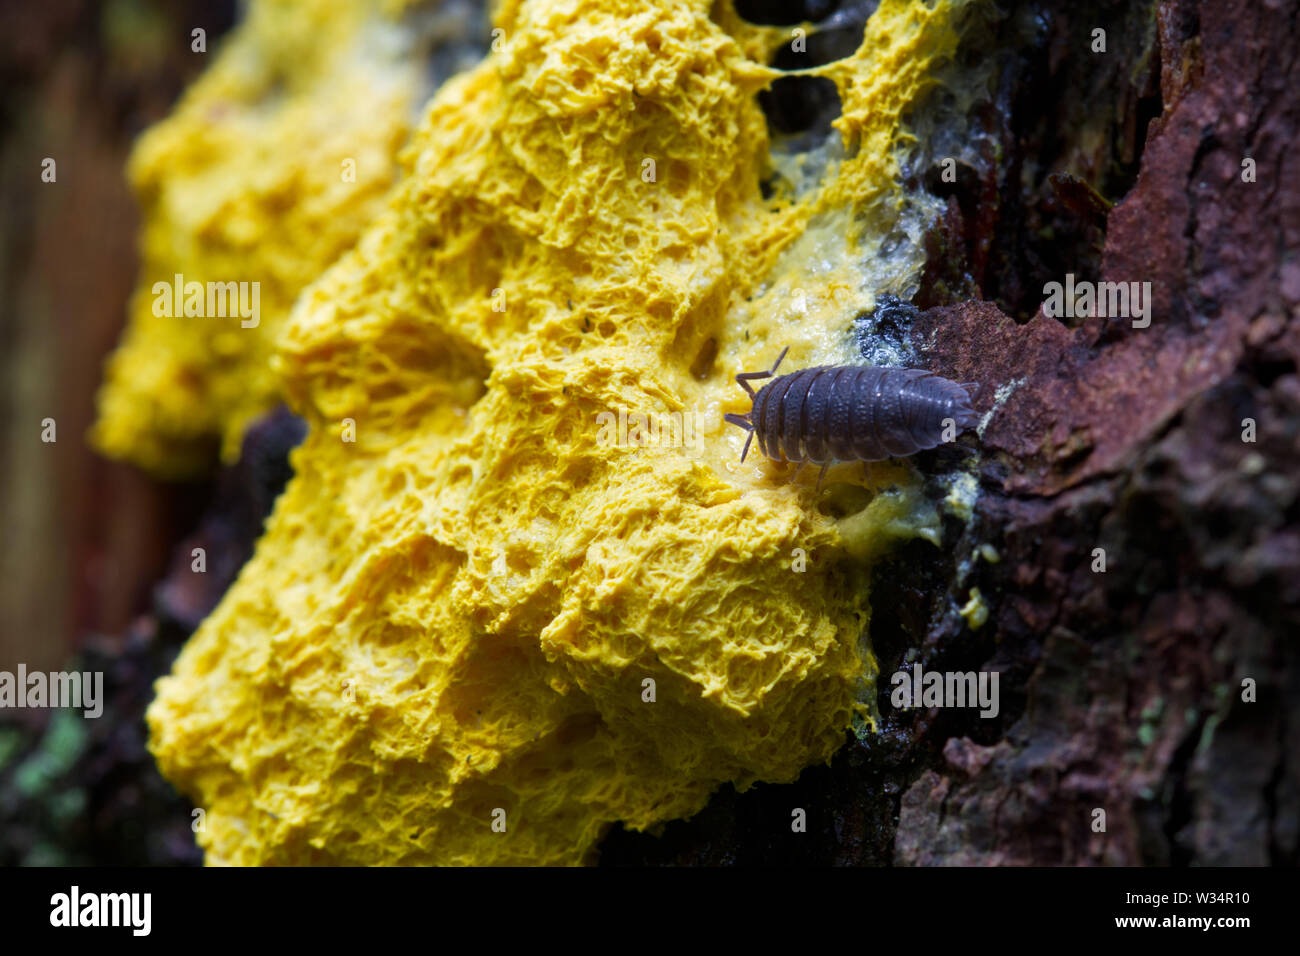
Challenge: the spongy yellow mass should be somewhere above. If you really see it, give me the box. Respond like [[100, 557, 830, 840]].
[[146, 0, 965, 864], [92, 0, 428, 476]]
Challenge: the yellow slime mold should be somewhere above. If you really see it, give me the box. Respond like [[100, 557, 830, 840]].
[[92, 0, 429, 476], [148, 0, 965, 864]]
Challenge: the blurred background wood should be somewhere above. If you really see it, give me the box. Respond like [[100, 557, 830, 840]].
[[0, 0, 235, 673]]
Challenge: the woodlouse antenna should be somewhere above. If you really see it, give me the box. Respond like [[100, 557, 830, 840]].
[[734, 347, 790, 398], [723, 412, 755, 462]]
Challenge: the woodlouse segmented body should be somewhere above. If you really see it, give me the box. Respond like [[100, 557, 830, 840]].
[[724, 348, 979, 482]]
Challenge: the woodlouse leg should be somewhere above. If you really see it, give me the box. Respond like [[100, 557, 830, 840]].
[[816, 461, 830, 490], [791, 460, 809, 480]]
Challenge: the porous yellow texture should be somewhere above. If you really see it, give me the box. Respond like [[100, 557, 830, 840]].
[[92, 0, 428, 476], [149, 0, 965, 864]]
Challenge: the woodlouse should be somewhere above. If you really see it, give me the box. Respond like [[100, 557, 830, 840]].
[[723, 348, 980, 484]]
